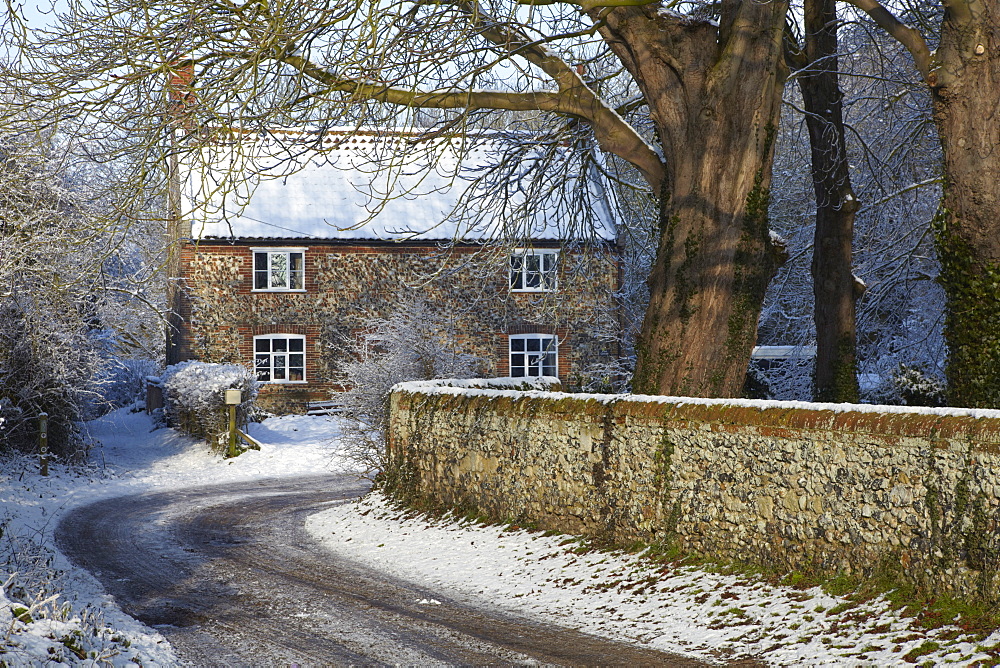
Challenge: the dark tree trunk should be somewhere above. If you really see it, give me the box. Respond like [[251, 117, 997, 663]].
[[595, 1, 789, 397], [165, 151, 187, 367], [930, 3, 1000, 408], [796, 0, 861, 403]]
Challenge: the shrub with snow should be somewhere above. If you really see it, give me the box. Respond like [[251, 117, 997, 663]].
[[0, 301, 103, 459], [0, 129, 163, 458], [892, 364, 946, 407], [93, 357, 161, 413], [161, 361, 258, 447]]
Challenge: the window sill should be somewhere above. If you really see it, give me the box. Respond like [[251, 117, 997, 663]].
[[251, 289, 308, 293], [260, 380, 308, 385], [510, 288, 556, 294]]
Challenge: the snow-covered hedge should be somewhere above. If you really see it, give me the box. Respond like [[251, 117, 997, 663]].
[[161, 362, 258, 447]]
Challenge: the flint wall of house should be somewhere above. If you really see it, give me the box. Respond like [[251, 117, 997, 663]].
[[173, 241, 620, 413], [387, 384, 1000, 602]]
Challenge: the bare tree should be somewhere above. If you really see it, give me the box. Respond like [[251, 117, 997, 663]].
[[0, 79, 164, 452], [337, 296, 485, 474], [7, 0, 799, 398], [785, 0, 862, 402], [757, 11, 944, 403]]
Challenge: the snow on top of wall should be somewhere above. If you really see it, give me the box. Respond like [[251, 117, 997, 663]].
[[181, 129, 617, 242], [394, 378, 1000, 421], [396, 376, 561, 392]]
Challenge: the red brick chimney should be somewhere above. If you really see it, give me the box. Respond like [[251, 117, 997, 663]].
[[164, 59, 195, 366], [167, 60, 196, 121]]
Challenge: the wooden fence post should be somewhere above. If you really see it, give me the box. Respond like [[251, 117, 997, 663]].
[[38, 412, 48, 476], [224, 389, 242, 458]]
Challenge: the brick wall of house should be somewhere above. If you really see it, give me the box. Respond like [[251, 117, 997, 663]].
[[173, 241, 620, 413]]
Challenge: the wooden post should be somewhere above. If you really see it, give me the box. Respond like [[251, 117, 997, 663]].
[[38, 412, 48, 476], [228, 403, 238, 458], [224, 388, 242, 458]]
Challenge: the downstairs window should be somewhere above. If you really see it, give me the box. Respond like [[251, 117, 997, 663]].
[[509, 334, 558, 378], [254, 334, 306, 383]]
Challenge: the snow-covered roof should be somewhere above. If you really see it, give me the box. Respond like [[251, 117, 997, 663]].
[[180, 129, 617, 242]]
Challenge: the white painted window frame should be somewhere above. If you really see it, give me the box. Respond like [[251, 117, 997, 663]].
[[252, 248, 307, 292], [509, 249, 558, 293], [254, 333, 307, 383], [509, 333, 559, 378]]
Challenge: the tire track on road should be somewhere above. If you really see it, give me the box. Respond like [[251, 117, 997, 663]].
[[58, 475, 710, 666]]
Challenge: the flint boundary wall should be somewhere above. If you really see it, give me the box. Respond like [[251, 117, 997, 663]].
[[387, 380, 1000, 600]]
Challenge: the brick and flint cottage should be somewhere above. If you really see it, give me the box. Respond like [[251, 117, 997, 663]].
[[166, 129, 622, 413]]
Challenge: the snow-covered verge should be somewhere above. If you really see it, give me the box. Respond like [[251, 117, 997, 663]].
[[0, 456, 174, 667], [307, 494, 1000, 666], [0, 406, 351, 666]]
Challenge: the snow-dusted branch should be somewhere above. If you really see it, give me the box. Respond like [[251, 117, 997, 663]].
[[842, 0, 932, 81]]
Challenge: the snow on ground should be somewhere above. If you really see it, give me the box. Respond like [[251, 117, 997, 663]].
[[1, 406, 998, 665], [306, 495, 1000, 665], [0, 406, 350, 667]]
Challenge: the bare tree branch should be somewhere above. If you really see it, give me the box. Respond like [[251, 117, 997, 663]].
[[516, 0, 658, 9], [842, 0, 932, 81]]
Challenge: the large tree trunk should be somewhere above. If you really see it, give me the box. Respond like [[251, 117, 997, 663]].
[[593, 2, 789, 396], [797, 0, 861, 403], [851, 0, 1000, 407], [930, 3, 1000, 407]]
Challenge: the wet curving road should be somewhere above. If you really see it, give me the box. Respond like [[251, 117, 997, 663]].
[[57, 475, 712, 666]]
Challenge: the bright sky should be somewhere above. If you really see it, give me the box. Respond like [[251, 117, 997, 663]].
[[9, 0, 62, 29]]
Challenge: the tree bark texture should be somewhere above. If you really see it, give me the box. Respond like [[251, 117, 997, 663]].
[[165, 149, 187, 367], [929, 1, 1000, 407], [796, 0, 860, 403], [594, 2, 789, 396]]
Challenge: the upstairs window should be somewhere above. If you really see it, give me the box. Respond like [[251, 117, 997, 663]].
[[254, 334, 306, 383], [510, 250, 557, 292], [253, 249, 305, 291], [509, 334, 558, 378]]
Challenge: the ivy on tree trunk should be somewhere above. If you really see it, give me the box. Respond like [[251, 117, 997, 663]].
[[593, 1, 791, 397], [849, 0, 1000, 407]]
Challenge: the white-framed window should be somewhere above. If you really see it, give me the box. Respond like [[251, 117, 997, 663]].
[[253, 249, 305, 291], [509, 334, 558, 378], [254, 334, 306, 383], [510, 249, 558, 292]]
